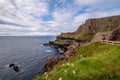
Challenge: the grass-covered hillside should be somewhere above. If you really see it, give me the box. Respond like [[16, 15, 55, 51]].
[[35, 43, 120, 80], [54, 33, 94, 46]]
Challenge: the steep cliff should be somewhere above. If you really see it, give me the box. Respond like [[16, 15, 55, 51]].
[[76, 15, 120, 34], [109, 27, 120, 41], [44, 42, 79, 72], [52, 15, 120, 48]]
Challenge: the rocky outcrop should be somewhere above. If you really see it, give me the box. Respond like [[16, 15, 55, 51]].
[[91, 27, 120, 42], [9, 63, 20, 72], [91, 32, 111, 42], [44, 42, 79, 72], [75, 15, 120, 34], [109, 27, 120, 41]]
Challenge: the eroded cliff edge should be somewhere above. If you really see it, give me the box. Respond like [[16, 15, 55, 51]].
[[44, 15, 120, 72]]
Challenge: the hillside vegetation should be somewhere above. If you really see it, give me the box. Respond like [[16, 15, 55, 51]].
[[35, 43, 120, 80]]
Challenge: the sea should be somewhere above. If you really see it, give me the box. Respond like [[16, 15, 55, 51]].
[[0, 36, 59, 80]]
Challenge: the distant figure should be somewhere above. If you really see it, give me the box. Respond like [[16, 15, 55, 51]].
[[101, 35, 106, 40], [9, 63, 20, 72]]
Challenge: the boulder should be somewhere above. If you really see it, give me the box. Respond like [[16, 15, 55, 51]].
[[13, 65, 20, 72], [9, 63, 20, 72], [9, 63, 15, 67]]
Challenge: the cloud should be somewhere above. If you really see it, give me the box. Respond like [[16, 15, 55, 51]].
[[15, 0, 48, 16], [75, 0, 120, 12], [0, 0, 120, 36], [75, 0, 99, 5]]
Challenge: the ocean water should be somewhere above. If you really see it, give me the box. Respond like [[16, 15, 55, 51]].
[[0, 36, 59, 80]]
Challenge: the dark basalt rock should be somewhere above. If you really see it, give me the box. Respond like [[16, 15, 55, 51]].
[[9, 63, 20, 72], [13, 65, 20, 72], [43, 41, 68, 53], [9, 63, 15, 67], [43, 43, 50, 47]]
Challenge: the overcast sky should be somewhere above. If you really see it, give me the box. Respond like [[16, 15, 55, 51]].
[[0, 0, 120, 36]]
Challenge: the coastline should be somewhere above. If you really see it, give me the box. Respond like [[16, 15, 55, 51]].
[[35, 15, 120, 80]]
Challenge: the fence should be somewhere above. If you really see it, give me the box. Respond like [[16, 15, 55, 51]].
[[101, 40, 120, 45]]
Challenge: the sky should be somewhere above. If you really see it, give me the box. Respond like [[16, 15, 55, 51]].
[[0, 0, 120, 36]]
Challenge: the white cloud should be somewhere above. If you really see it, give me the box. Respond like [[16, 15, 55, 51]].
[[75, 0, 99, 5], [0, 0, 51, 36], [0, 0, 120, 36], [53, 11, 72, 23], [75, 0, 120, 12], [15, 0, 48, 16]]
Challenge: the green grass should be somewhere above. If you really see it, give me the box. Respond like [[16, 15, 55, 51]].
[[54, 33, 94, 46], [58, 33, 94, 41], [35, 43, 120, 80], [54, 39, 73, 45]]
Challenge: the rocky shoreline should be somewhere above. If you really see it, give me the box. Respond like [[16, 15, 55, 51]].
[[44, 42, 79, 72]]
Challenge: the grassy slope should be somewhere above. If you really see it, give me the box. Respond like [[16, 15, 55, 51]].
[[54, 33, 94, 46], [59, 33, 94, 41], [35, 43, 120, 80]]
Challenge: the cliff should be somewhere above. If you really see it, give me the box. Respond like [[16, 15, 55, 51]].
[[76, 15, 120, 33], [44, 42, 79, 72], [109, 27, 120, 41], [50, 15, 120, 49], [44, 15, 120, 73]]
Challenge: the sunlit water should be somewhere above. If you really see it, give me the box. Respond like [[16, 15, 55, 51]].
[[0, 36, 59, 80]]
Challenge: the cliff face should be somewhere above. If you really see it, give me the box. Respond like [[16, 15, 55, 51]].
[[44, 42, 79, 72], [45, 15, 120, 72], [75, 15, 120, 34], [109, 27, 120, 41]]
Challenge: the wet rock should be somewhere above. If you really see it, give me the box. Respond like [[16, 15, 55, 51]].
[[9, 63, 15, 67], [43, 43, 50, 47], [13, 65, 20, 72], [9, 63, 20, 72]]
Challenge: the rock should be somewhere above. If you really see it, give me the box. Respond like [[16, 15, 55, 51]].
[[44, 55, 67, 72], [91, 32, 110, 42], [9, 63, 20, 72], [43, 43, 50, 47], [9, 63, 15, 67], [109, 27, 120, 41], [44, 42, 79, 72], [75, 15, 120, 34], [13, 65, 20, 72]]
